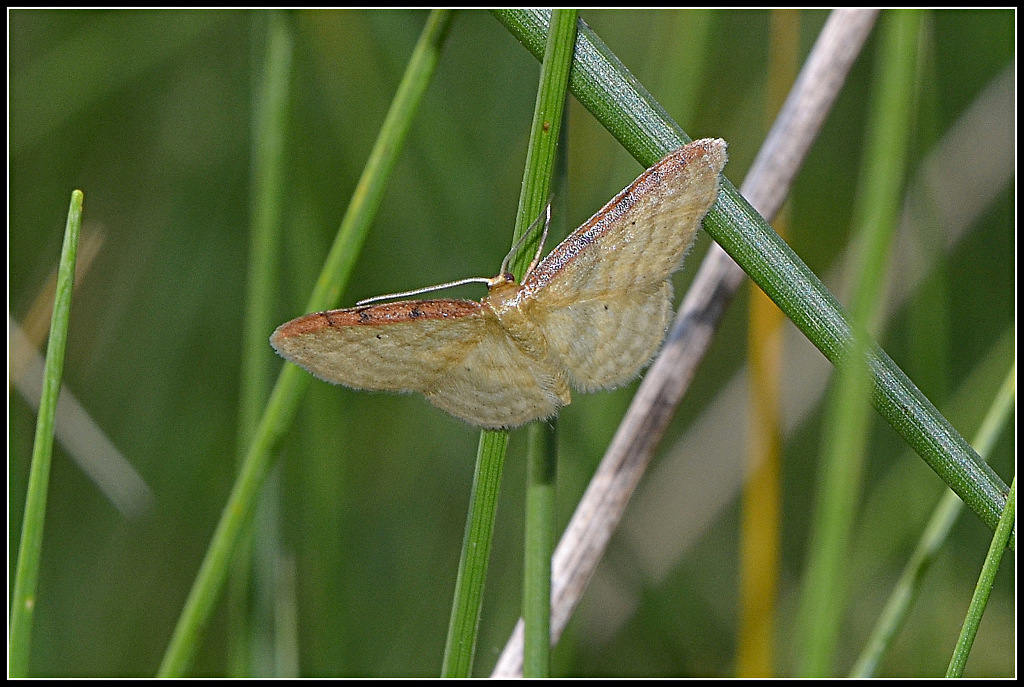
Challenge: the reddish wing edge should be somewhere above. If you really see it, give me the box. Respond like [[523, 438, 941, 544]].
[[271, 298, 483, 343], [522, 138, 726, 293]]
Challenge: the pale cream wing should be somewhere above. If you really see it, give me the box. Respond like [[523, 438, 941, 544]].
[[524, 139, 727, 389], [424, 315, 566, 428], [271, 299, 564, 428], [525, 139, 727, 304], [527, 280, 672, 391]]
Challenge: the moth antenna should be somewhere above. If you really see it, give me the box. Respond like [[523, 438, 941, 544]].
[[498, 222, 534, 278], [364, 201, 556, 306], [524, 202, 551, 279], [356, 276, 494, 306], [499, 200, 552, 279]]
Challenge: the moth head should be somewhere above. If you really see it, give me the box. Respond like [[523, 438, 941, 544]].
[[484, 272, 523, 307]]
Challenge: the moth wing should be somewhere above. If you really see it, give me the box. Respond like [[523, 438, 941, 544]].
[[529, 280, 673, 391], [424, 316, 566, 429], [524, 139, 727, 389], [271, 299, 563, 428], [526, 139, 726, 306]]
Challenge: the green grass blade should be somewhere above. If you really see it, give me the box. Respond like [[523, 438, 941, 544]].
[[229, 9, 295, 677], [441, 9, 575, 676], [493, 8, 690, 166], [494, 8, 1010, 539], [851, 359, 1015, 677], [794, 10, 923, 676], [523, 420, 559, 677], [157, 10, 454, 676], [508, 8, 576, 271], [240, 9, 292, 480], [520, 13, 576, 676], [9, 189, 83, 677], [300, 9, 452, 314], [946, 475, 1015, 677], [441, 430, 509, 677]]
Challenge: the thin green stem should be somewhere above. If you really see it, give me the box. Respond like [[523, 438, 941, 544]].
[[157, 10, 454, 676], [229, 9, 294, 677], [508, 8, 577, 272], [441, 9, 575, 677], [520, 10, 576, 677], [946, 475, 1015, 677], [441, 430, 510, 677], [9, 190, 83, 677], [524, 420, 558, 677], [493, 8, 1010, 540], [795, 10, 923, 676], [851, 359, 1015, 676], [240, 10, 292, 473]]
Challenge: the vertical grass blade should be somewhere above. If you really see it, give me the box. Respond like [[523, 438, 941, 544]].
[[229, 9, 295, 677], [518, 8, 576, 679], [240, 11, 292, 490], [9, 190, 84, 677], [523, 420, 559, 676], [441, 9, 576, 677], [157, 10, 454, 676], [946, 476, 1015, 677], [795, 10, 924, 676], [508, 8, 576, 268], [441, 430, 509, 677], [851, 359, 1015, 676]]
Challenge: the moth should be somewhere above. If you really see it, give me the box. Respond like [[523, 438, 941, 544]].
[[271, 138, 727, 429]]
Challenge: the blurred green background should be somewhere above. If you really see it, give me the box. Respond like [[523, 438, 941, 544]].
[[8, 9, 1014, 677]]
